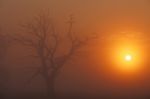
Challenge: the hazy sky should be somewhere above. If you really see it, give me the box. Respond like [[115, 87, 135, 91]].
[[1, 0, 150, 95], [0, 0, 150, 34]]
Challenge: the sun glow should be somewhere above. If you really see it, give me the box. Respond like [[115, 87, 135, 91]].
[[96, 30, 147, 75], [124, 54, 132, 62], [112, 43, 143, 73]]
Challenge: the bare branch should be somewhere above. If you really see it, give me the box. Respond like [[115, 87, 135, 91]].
[[24, 68, 42, 87], [10, 34, 37, 48]]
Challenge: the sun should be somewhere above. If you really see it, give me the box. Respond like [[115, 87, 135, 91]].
[[124, 54, 132, 62], [112, 45, 143, 73], [109, 31, 146, 74]]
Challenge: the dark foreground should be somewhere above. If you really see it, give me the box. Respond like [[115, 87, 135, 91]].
[[2, 94, 150, 99]]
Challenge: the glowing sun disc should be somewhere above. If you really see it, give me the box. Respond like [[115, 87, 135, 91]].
[[125, 54, 132, 61]]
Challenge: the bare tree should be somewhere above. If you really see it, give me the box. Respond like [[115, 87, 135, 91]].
[[12, 13, 97, 98]]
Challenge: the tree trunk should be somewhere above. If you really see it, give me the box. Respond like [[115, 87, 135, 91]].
[[44, 71, 57, 99], [46, 77, 55, 98], [40, 56, 56, 98]]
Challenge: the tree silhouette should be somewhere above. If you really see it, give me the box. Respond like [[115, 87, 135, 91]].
[[12, 13, 97, 98]]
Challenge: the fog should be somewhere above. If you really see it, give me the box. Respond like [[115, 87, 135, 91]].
[[0, 0, 150, 99], [1, 0, 150, 33]]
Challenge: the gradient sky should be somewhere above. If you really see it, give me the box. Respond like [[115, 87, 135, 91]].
[[1, 0, 150, 95], [1, 0, 150, 34]]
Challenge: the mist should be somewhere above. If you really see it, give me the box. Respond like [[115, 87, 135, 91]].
[[0, 0, 150, 99]]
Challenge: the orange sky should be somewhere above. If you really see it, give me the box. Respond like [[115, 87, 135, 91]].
[[0, 0, 150, 34], [1, 0, 150, 95]]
